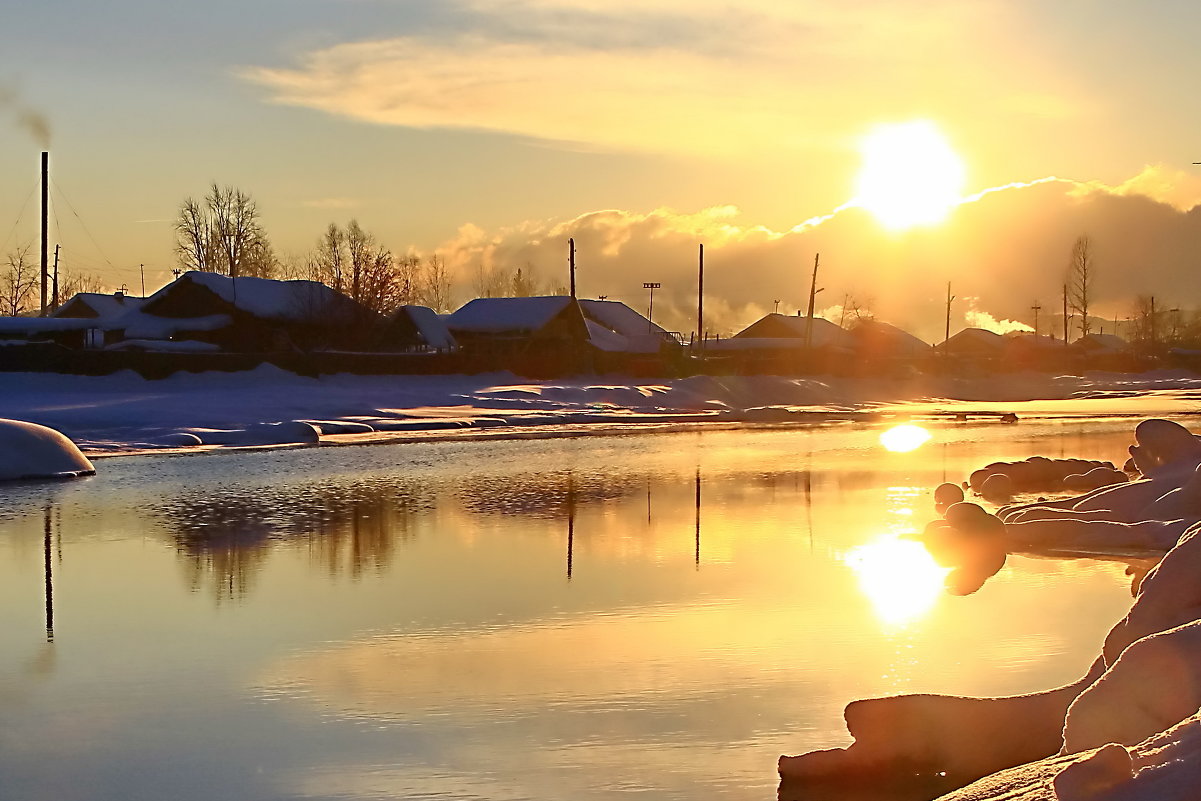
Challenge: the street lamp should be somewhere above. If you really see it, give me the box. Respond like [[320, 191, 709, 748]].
[[643, 282, 661, 332]]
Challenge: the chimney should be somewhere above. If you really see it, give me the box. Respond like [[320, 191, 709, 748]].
[[114, 291, 124, 303]]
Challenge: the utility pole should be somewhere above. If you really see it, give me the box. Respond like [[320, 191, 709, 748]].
[[1062, 284, 1069, 346], [643, 282, 661, 333], [944, 282, 955, 345], [568, 238, 576, 298], [140, 264, 146, 297], [1031, 301, 1041, 339], [51, 245, 60, 309], [1150, 295, 1157, 347], [805, 253, 821, 350], [696, 243, 704, 342], [39, 151, 48, 316]]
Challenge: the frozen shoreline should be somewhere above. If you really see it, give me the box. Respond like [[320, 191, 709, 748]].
[[4, 366, 1201, 455]]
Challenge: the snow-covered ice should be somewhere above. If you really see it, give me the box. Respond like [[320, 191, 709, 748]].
[[0, 417, 95, 480]]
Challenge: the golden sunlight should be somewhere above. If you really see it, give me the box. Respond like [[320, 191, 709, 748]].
[[845, 536, 948, 627], [879, 424, 932, 452], [853, 121, 966, 230]]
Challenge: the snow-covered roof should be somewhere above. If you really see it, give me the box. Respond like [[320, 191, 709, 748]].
[[733, 314, 854, 348], [147, 271, 366, 323], [52, 292, 144, 320], [582, 319, 665, 353], [447, 296, 574, 334], [579, 299, 667, 337], [397, 305, 457, 350], [849, 319, 931, 356], [940, 327, 1006, 352]]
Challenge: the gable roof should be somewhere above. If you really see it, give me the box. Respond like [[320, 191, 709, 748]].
[[391, 305, 457, 350], [939, 327, 1006, 352], [52, 292, 145, 320], [142, 271, 371, 324], [1074, 332, 1129, 352], [733, 313, 854, 348], [447, 296, 575, 334], [848, 319, 932, 357], [579, 299, 667, 337]]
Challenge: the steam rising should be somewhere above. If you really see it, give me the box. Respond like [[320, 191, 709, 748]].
[[0, 83, 51, 147]]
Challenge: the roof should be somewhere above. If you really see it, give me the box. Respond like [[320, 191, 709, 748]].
[[51, 292, 144, 320], [940, 327, 1006, 351], [144, 271, 369, 323], [394, 305, 457, 350], [447, 296, 574, 334], [848, 319, 931, 356], [732, 313, 855, 348], [579, 299, 667, 337]]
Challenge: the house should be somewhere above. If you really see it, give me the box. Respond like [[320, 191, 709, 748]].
[[704, 313, 854, 374], [731, 312, 855, 349], [1073, 333, 1129, 354], [383, 305, 457, 352], [52, 291, 144, 321], [847, 319, 932, 362], [118, 271, 384, 352], [937, 327, 1007, 359], [446, 296, 678, 375]]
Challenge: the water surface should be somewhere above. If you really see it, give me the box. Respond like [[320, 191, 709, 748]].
[[0, 420, 1143, 800]]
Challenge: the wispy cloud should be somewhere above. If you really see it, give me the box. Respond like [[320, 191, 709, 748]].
[[241, 0, 1079, 158]]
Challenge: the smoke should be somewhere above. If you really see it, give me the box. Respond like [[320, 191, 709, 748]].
[[963, 302, 1033, 335], [0, 82, 51, 147]]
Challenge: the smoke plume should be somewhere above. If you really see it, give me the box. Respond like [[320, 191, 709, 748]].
[[0, 82, 51, 147]]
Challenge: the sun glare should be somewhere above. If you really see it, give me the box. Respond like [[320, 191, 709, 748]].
[[845, 536, 948, 627], [879, 424, 932, 453], [853, 121, 966, 231]]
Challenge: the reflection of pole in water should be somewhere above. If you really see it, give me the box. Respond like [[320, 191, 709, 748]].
[[694, 467, 701, 567], [43, 503, 54, 643], [803, 434, 814, 552], [646, 478, 652, 525], [566, 472, 576, 579]]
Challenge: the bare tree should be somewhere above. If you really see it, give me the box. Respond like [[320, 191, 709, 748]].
[[1067, 235, 1095, 337], [58, 270, 107, 301], [174, 184, 270, 277], [420, 254, 452, 312], [2, 244, 36, 315]]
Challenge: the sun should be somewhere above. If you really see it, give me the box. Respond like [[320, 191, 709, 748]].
[[853, 121, 967, 231]]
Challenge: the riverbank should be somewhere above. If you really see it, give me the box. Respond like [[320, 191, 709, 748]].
[[4, 366, 1201, 454]]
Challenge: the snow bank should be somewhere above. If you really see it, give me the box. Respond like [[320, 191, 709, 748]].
[[0, 418, 94, 481]]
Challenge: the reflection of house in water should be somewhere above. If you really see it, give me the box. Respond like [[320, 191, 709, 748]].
[[160, 479, 435, 599]]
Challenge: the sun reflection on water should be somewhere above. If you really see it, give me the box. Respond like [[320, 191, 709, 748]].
[[845, 535, 949, 627], [879, 424, 932, 452]]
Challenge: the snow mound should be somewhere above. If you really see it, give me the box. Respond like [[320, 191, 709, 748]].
[[185, 421, 322, 447], [0, 418, 95, 481]]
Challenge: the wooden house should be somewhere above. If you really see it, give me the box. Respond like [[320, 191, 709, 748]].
[[122, 271, 384, 352]]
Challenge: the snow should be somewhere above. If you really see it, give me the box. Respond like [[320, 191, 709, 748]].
[[398, 305, 456, 350], [579, 298, 668, 336], [51, 291, 145, 320], [166, 271, 364, 323], [446, 296, 572, 334], [780, 410, 1201, 801], [0, 418, 95, 480]]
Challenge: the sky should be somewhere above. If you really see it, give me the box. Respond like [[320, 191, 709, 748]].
[[4, 0, 1201, 340]]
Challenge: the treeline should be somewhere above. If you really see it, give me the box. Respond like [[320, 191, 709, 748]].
[[173, 183, 568, 315]]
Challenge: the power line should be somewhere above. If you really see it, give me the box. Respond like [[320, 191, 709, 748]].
[[49, 177, 117, 271], [0, 178, 39, 254]]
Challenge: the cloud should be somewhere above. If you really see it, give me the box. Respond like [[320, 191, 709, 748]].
[[430, 169, 1201, 341], [241, 0, 1079, 159]]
